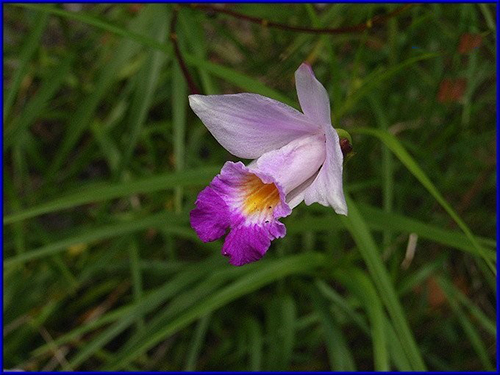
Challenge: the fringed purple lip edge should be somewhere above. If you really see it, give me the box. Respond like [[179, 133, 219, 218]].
[[190, 161, 291, 266]]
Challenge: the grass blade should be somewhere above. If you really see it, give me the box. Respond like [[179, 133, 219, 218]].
[[115, 5, 169, 178], [338, 52, 441, 118], [42, 5, 162, 180], [245, 317, 263, 371], [184, 313, 212, 371], [67, 257, 221, 368], [340, 196, 426, 370], [103, 253, 325, 370], [11, 4, 171, 55], [309, 285, 356, 371], [4, 166, 219, 224], [128, 239, 144, 331], [437, 276, 494, 370], [183, 53, 295, 107], [4, 212, 188, 267], [350, 127, 496, 274], [172, 61, 188, 212], [287, 205, 495, 259], [327, 268, 389, 371], [4, 7, 51, 122], [5, 53, 75, 149]]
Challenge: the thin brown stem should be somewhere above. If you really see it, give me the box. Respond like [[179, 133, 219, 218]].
[[184, 3, 415, 35], [170, 7, 200, 95]]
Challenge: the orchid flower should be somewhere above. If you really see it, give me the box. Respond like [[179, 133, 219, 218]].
[[189, 63, 348, 266]]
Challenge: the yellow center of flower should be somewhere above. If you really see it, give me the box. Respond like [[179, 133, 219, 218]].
[[242, 175, 280, 216]]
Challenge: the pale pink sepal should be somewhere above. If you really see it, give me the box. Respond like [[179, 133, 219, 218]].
[[302, 125, 347, 215], [189, 93, 319, 159], [295, 63, 331, 126]]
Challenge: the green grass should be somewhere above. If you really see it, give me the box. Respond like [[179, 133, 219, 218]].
[[3, 3, 496, 371]]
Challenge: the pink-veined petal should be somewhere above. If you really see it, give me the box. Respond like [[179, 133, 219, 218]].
[[189, 93, 319, 159], [301, 126, 348, 215], [285, 172, 318, 209], [295, 63, 331, 126], [249, 133, 326, 194]]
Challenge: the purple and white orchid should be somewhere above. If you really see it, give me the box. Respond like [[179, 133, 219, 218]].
[[189, 63, 348, 266]]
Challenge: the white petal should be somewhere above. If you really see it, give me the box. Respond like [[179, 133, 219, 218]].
[[189, 93, 319, 159], [295, 63, 331, 126], [249, 133, 326, 194], [302, 126, 347, 215], [285, 172, 318, 209]]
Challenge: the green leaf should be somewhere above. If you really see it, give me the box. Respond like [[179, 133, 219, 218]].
[[67, 256, 221, 368], [11, 4, 171, 55], [286, 204, 495, 260], [4, 212, 188, 267], [183, 53, 295, 107], [437, 276, 494, 370], [338, 52, 441, 118], [34, 4, 168, 180], [4, 167, 219, 224], [351, 127, 496, 274], [4, 7, 51, 122], [116, 5, 170, 178], [184, 313, 212, 371], [340, 196, 426, 370], [245, 317, 263, 371], [103, 253, 325, 370], [357, 204, 496, 259], [310, 285, 356, 371], [264, 295, 296, 370], [5, 53, 75, 149], [172, 60, 188, 212], [327, 268, 389, 371]]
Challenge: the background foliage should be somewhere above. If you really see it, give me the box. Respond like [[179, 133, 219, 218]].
[[3, 3, 496, 371]]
